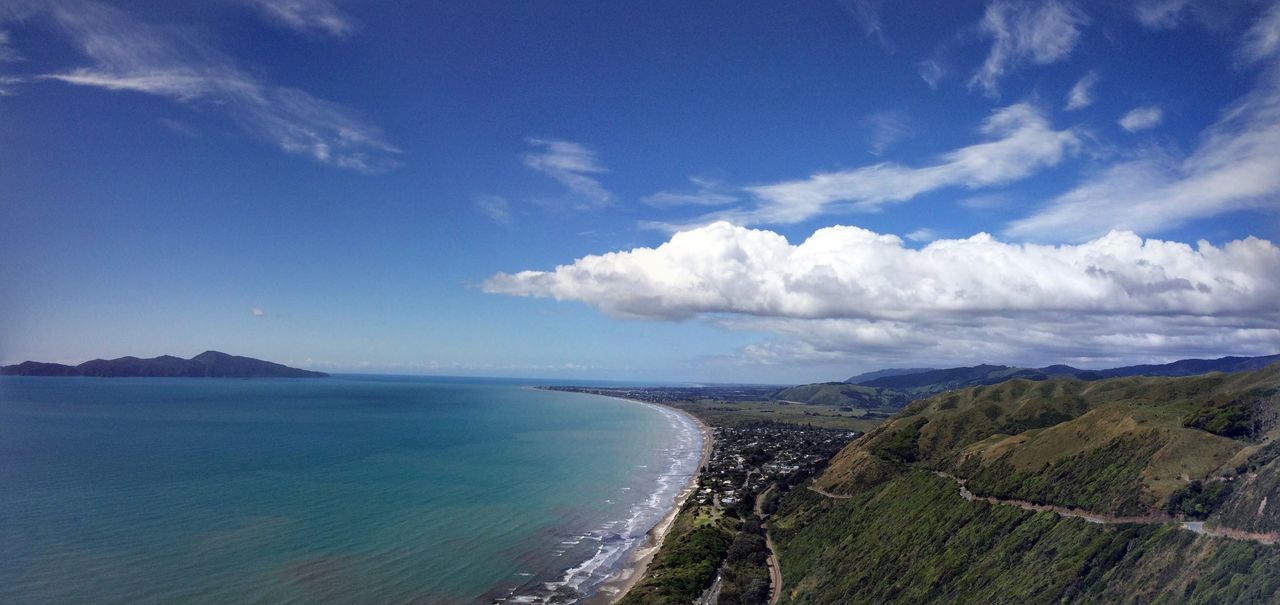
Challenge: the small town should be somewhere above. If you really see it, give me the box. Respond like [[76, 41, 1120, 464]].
[[696, 424, 860, 515]]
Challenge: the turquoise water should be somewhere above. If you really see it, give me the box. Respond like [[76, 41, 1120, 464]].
[[0, 376, 702, 604]]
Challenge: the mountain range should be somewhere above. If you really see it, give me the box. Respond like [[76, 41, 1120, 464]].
[[0, 351, 328, 378], [768, 354, 1280, 408]]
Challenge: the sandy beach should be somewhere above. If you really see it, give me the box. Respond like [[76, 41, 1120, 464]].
[[581, 397, 715, 605]]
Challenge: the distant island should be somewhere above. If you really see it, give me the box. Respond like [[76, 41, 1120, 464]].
[[0, 351, 328, 378]]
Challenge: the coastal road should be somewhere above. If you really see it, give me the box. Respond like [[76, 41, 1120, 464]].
[[809, 471, 1280, 546], [755, 487, 783, 605]]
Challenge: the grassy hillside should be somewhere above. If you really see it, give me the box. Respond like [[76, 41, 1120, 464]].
[[772, 363, 1280, 604], [768, 382, 907, 409], [771, 471, 1280, 605]]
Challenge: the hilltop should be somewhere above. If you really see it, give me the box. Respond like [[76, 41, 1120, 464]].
[[0, 351, 328, 378], [774, 353, 1280, 407], [767, 362, 1280, 604]]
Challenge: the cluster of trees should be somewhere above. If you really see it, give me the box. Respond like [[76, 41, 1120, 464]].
[[1183, 400, 1264, 440], [617, 511, 732, 605], [1166, 480, 1235, 519], [718, 515, 772, 605]]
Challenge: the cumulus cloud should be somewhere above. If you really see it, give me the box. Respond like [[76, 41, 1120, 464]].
[[1065, 71, 1098, 110], [654, 104, 1076, 229], [1009, 66, 1280, 240], [240, 0, 356, 38], [22, 1, 397, 171], [971, 0, 1089, 97], [250, 307, 266, 317], [1118, 105, 1164, 132], [485, 221, 1280, 367], [521, 138, 613, 208]]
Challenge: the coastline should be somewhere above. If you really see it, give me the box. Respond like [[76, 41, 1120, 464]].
[[537, 388, 714, 605]]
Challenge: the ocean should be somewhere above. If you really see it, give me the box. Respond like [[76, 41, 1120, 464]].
[[0, 375, 703, 604]]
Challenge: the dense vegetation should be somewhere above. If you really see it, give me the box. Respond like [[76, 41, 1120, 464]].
[[770, 471, 1280, 604], [718, 516, 772, 605], [768, 363, 1280, 604], [617, 505, 733, 605], [962, 432, 1165, 516]]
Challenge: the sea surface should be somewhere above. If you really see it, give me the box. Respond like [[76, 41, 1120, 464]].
[[0, 375, 703, 604]]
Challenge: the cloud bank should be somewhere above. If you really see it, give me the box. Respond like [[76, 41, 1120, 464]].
[[485, 221, 1280, 367]]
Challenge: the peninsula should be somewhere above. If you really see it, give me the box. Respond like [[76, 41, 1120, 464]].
[[0, 351, 328, 378]]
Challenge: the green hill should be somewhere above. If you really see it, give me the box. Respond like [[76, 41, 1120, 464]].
[[768, 382, 907, 408], [769, 363, 1280, 604]]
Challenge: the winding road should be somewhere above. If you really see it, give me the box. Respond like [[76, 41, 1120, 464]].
[[807, 472, 1279, 546], [755, 486, 783, 605]]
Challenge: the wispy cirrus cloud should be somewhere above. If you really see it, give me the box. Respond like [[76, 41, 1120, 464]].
[[1240, 1, 1280, 63], [642, 176, 738, 208], [1008, 66, 1280, 240], [1065, 71, 1098, 110], [239, 0, 356, 38], [1133, 0, 1194, 30], [485, 221, 1280, 367], [1118, 105, 1164, 132], [863, 110, 913, 155], [475, 195, 514, 225], [14, 0, 396, 172], [651, 104, 1077, 229], [839, 0, 893, 52], [917, 59, 947, 89], [521, 138, 613, 208], [971, 0, 1089, 97]]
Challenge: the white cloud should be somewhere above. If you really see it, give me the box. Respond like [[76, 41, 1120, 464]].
[[863, 110, 912, 155], [905, 228, 938, 242], [1065, 70, 1098, 110], [0, 28, 19, 61], [476, 195, 513, 225], [1134, 0, 1194, 29], [240, 0, 356, 38], [655, 104, 1076, 229], [971, 0, 1089, 97], [642, 176, 738, 207], [1118, 105, 1164, 132], [24, 1, 397, 172], [485, 221, 1280, 366], [841, 0, 893, 52], [251, 307, 266, 317], [521, 138, 613, 208], [1240, 1, 1280, 63], [0, 74, 21, 95], [917, 59, 947, 89], [1010, 67, 1280, 240]]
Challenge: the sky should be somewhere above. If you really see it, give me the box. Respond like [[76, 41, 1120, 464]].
[[1, 0, 1279, 384]]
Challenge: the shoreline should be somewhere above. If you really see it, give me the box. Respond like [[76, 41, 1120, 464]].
[[539, 389, 714, 605]]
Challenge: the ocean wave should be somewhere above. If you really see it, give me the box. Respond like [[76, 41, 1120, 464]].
[[499, 401, 703, 604]]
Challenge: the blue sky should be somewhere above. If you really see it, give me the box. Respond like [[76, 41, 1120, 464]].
[[2, 0, 1279, 383]]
